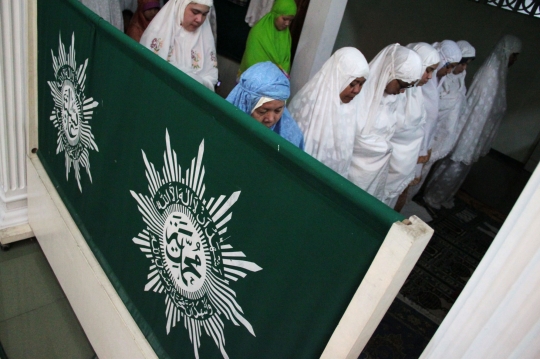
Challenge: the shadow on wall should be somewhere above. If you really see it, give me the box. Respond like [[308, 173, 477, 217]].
[[334, 0, 540, 164]]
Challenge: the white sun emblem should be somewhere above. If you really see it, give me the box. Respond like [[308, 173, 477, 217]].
[[131, 130, 262, 358], [48, 33, 99, 192]]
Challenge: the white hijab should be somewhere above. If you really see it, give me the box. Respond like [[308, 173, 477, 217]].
[[431, 40, 476, 161], [140, 0, 218, 91], [289, 47, 369, 177], [454, 40, 476, 96], [383, 43, 440, 203], [451, 35, 522, 164], [349, 44, 422, 199], [419, 40, 462, 156], [356, 44, 423, 135]]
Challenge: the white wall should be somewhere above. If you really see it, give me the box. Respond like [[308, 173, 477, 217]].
[[334, 0, 540, 164]]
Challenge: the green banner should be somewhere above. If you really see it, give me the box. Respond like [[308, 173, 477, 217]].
[[37, 1, 403, 358]]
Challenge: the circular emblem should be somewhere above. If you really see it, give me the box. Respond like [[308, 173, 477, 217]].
[[60, 79, 82, 147], [132, 133, 262, 358], [163, 211, 207, 294], [48, 33, 99, 192], [148, 182, 224, 321]]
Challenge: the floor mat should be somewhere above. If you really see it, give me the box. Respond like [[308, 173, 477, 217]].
[[359, 298, 439, 359]]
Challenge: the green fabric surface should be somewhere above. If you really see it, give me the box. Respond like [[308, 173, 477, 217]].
[[238, 0, 296, 75], [37, 0, 404, 358]]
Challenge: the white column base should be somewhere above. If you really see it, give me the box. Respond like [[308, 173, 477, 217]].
[[0, 223, 33, 245], [0, 191, 33, 244]]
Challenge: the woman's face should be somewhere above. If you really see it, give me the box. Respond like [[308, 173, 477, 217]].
[[385, 79, 414, 95], [418, 63, 439, 86], [274, 15, 295, 31], [339, 77, 366, 103], [144, 8, 159, 22], [437, 62, 458, 78], [454, 59, 472, 75], [251, 100, 285, 128], [182, 3, 210, 32]]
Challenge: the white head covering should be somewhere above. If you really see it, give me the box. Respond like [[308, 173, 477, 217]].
[[140, 0, 218, 91], [433, 40, 462, 67], [451, 35, 522, 164], [419, 40, 462, 156], [453, 40, 475, 98], [357, 44, 423, 134], [349, 44, 422, 200], [406, 42, 441, 76], [289, 47, 369, 177], [383, 43, 441, 203], [431, 40, 476, 162], [401, 43, 440, 132], [457, 40, 476, 58]]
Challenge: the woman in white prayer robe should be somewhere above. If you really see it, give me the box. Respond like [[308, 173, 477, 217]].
[[429, 40, 476, 166], [289, 47, 370, 177], [407, 40, 462, 200], [348, 44, 422, 200], [383, 42, 440, 209], [423, 35, 522, 209], [140, 0, 218, 91]]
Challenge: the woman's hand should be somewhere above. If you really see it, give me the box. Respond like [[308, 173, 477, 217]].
[[417, 149, 432, 164], [409, 177, 422, 186]]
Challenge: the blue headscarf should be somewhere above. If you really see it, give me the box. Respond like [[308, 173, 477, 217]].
[[226, 62, 304, 150]]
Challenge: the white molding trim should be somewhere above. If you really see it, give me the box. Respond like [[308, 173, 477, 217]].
[[28, 154, 157, 359]]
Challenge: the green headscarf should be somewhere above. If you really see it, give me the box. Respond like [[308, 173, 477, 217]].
[[239, 0, 297, 75]]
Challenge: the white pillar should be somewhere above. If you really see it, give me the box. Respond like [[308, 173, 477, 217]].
[[289, 0, 348, 97], [0, 0, 33, 244], [421, 163, 540, 358]]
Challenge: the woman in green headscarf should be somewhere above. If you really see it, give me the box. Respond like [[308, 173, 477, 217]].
[[239, 0, 297, 77]]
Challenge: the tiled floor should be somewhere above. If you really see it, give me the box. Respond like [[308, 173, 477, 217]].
[[0, 238, 96, 359]]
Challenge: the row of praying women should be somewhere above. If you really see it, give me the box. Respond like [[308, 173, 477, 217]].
[[128, 0, 522, 210], [291, 35, 521, 211], [423, 35, 522, 209]]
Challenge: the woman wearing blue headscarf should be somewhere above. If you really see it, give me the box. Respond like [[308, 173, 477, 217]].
[[226, 61, 304, 149]]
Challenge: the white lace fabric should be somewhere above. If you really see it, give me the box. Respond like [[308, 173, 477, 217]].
[[430, 40, 476, 163], [289, 47, 369, 177], [451, 35, 522, 165], [424, 35, 522, 209]]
